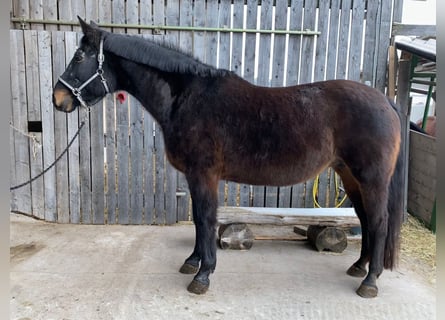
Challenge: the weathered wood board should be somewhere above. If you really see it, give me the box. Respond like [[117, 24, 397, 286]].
[[217, 207, 360, 227], [407, 131, 436, 227]]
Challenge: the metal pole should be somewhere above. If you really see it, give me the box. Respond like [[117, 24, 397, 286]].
[[10, 17, 320, 36]]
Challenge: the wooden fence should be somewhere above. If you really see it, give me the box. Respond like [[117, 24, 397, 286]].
[[10, 0, 399, 224]]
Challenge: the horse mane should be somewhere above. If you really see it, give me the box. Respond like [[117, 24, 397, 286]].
[[102, 32, 230, 78]]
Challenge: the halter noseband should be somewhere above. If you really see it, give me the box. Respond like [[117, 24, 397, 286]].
[[58, 38, 110, 108]]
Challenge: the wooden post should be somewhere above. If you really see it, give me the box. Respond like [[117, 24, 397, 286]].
[[306, 225, 348, 253], [218, 223, 254, 250], [396, 58, 412, 221]]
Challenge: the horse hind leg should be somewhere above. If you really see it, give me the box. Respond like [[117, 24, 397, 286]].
[[334, 165, 369, 278], [354, 181, 390, 298], [335, 163, 390, 298]]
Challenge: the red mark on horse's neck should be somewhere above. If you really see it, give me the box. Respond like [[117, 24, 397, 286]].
[[117, 92, 126, 104]]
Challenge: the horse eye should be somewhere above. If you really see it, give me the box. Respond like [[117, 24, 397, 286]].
[[74, 51, 85, 63]]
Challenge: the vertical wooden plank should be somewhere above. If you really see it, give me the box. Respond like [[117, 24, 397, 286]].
[[257, 0, 273, 86], [244, 0, 258, 84], [126, 0, 139, 34], [154, 124, 165, 224], [23, 29, 44, 218], [151, 1, 167, 224], [193, 0, 206, 61], [90, 102, 105, 224], [99, 0, 114, 221], [299, 0, 316, 83], [111, 0, 128, 224], [291, 178, 306, 208], [348, 0, 365, 81], [362, 0, 378, 86], [72, 0, 86, 25], [98, 0, 112, 27], [13, 0, 29, 20], [58, 0, 73, 31], [218, 181, 226, 207], [78, 112, 92, 223], [10, 30, 32, 215], [164, 154, 178, 224], [336, 0, 351, 80], [143, 114, 155, 224], [42, 1, 57, 30], [179, 0, 193, 52], [32, 31, 51, 219], [61, 32, 81, 223], [85, 0, 98, 26], [227, 184, 238, 207], [205, 0, 219, 69], [218, 0, 231, 71], [231, 1, 244, 74], [271, 0, 287, 87], [166, 0, 180, 44], [116, 99, 130, 224], [325, 0, 340, 80], [112, 0, 125, 34], [140, 0, 153, 34], [105, 94, 117, 223], [313, 0, 329, 81], [24, 30, 40, 122], [127, 0, 143, 224], [396, 59, 411, 216], [9, 110, 16, 210], [375, 0, 392, 92], [129, 98, 144, 224], [29, 0, 44, 30], [52, 31, 70, 223]]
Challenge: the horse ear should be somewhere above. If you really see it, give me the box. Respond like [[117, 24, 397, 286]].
[[78, 16, 102, 48], [90, 20, 100, 28], [78, 16, 91, 35]]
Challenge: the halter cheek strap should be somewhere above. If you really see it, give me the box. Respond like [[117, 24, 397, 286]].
[[58, 38, 110, 108]]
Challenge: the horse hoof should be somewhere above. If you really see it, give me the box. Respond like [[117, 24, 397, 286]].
[[347, 264, 367, 278], [187, 279, 209, 295], [356, 283, 378, 298], [179, 263, 199, 274]]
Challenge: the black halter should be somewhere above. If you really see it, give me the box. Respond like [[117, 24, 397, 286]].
[[58, 38, 110, 108]]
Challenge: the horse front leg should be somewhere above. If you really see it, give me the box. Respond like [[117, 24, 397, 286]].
[[180, 172, 219, 294]]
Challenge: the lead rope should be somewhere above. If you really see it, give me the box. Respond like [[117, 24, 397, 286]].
[[10, 112, 88, 191]]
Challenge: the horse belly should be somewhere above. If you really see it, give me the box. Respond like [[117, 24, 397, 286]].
[[222, 149, 333, 186]]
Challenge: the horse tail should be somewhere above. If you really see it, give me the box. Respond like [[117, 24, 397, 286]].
[[384, 98, 405, 270]]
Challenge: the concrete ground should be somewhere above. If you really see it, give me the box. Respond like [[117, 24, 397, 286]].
[[10, 213, 435, 320]]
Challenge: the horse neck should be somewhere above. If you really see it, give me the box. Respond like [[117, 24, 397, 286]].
[[114, 58, 186, 126]]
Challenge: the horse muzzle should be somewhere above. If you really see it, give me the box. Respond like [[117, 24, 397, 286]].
[[53, 87, 78, 113]]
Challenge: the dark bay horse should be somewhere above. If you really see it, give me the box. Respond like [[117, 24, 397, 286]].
[[53, 18, 403, 298]]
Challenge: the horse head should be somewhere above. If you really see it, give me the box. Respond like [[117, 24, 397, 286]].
[[53, 17, 115, 112]]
